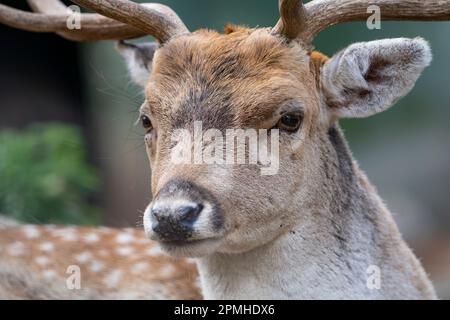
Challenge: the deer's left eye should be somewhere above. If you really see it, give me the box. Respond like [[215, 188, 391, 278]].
[[276, 113, 302, 132], [141, 115, 153, 131]]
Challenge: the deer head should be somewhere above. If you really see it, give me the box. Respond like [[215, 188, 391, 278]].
[[1, 0, 448, 259]]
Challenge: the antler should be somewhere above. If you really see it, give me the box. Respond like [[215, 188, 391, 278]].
[[274, 0, 450, 43], [273, 0, 307, 40], [71, 0, 189, 42], [0, 0, 189, 42]]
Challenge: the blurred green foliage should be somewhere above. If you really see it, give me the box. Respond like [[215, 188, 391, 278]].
[[0, 123, 100, 225]]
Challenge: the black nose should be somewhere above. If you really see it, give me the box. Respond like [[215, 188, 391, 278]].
[[151, 203, 203, 241]]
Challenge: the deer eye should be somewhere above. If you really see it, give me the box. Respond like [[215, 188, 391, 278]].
[[276, 113, 302, 132], [140, 115, 153, 131]]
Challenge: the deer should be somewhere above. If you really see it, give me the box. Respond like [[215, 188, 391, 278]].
[[0, 222, 201, 299], [1, 0, 449, 299]]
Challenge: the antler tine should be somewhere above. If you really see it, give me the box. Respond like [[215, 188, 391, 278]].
[[273, 0, 307, 40], [27, 0, 146, 41], [71, 0, 189, 43], [303, 0, 450, 43], [27, 0, 67, 13], [0, 4, 66, 32], [274, 0, 450, 44], [0, 2, 144, 41], [0, 1, 189, 43]]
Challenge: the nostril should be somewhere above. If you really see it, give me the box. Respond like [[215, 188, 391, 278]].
[[151, 221, 162, 233], [178, 203, 203, 225], [150, 207, 163, 220]]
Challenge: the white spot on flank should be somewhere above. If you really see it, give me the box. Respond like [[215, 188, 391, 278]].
[[35, 256, 50, 266], [160, 264, 176, 278], [75, 251, 92, 263], [42, 270, 57, 280], [103, 270, 123, 288], [116, 233, 134, 244], [116, 246, 135, 256], [8, 242, 25, 256], [145, 245, 163, 257], [39, 242, 55, 252], [22, 225, 41, 239], [52, 228, 78, 241], [84, 233, 100, 243], [52, 228, 70, 236], [131, 262, 149, 274], [89, 260, 104, 273]]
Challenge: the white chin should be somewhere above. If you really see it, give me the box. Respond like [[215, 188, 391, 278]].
[[159, 238, 222, 257]]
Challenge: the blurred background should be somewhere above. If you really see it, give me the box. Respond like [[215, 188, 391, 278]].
[[0, 0, 449, 298]]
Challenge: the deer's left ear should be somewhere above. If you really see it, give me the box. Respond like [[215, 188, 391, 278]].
[[321, 38, 432, 118], [116, 41, 159, 88]]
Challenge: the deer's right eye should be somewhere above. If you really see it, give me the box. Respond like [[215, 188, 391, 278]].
[[141, 115, 153, 131]]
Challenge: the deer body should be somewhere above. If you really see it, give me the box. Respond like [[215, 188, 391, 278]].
[[0, 225, 201, 299]]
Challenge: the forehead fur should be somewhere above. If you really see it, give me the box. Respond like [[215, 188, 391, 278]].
[[146, 28, 318, 130]]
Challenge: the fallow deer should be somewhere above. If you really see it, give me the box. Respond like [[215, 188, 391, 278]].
[[0, 223, 200, 299], [1, 0, 449, 299]]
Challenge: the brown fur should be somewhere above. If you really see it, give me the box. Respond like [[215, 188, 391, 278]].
[[145, 28, 319, 191], [0, 226, 200, 299]]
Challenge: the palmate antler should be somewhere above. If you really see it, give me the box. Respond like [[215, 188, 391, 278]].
[[0, 0, 189, 42], [274, 0, 450, 43]]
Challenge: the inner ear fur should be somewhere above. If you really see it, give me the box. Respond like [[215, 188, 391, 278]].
[[309, 51, 329, 87]]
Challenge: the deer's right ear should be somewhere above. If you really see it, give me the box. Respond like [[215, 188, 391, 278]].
[[320, 38, 432, 119], [116, 41, 159, 88]]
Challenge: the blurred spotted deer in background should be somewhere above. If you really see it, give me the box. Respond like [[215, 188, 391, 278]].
[[1, 0, 450, 299], [0, 223, 200, 299]]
